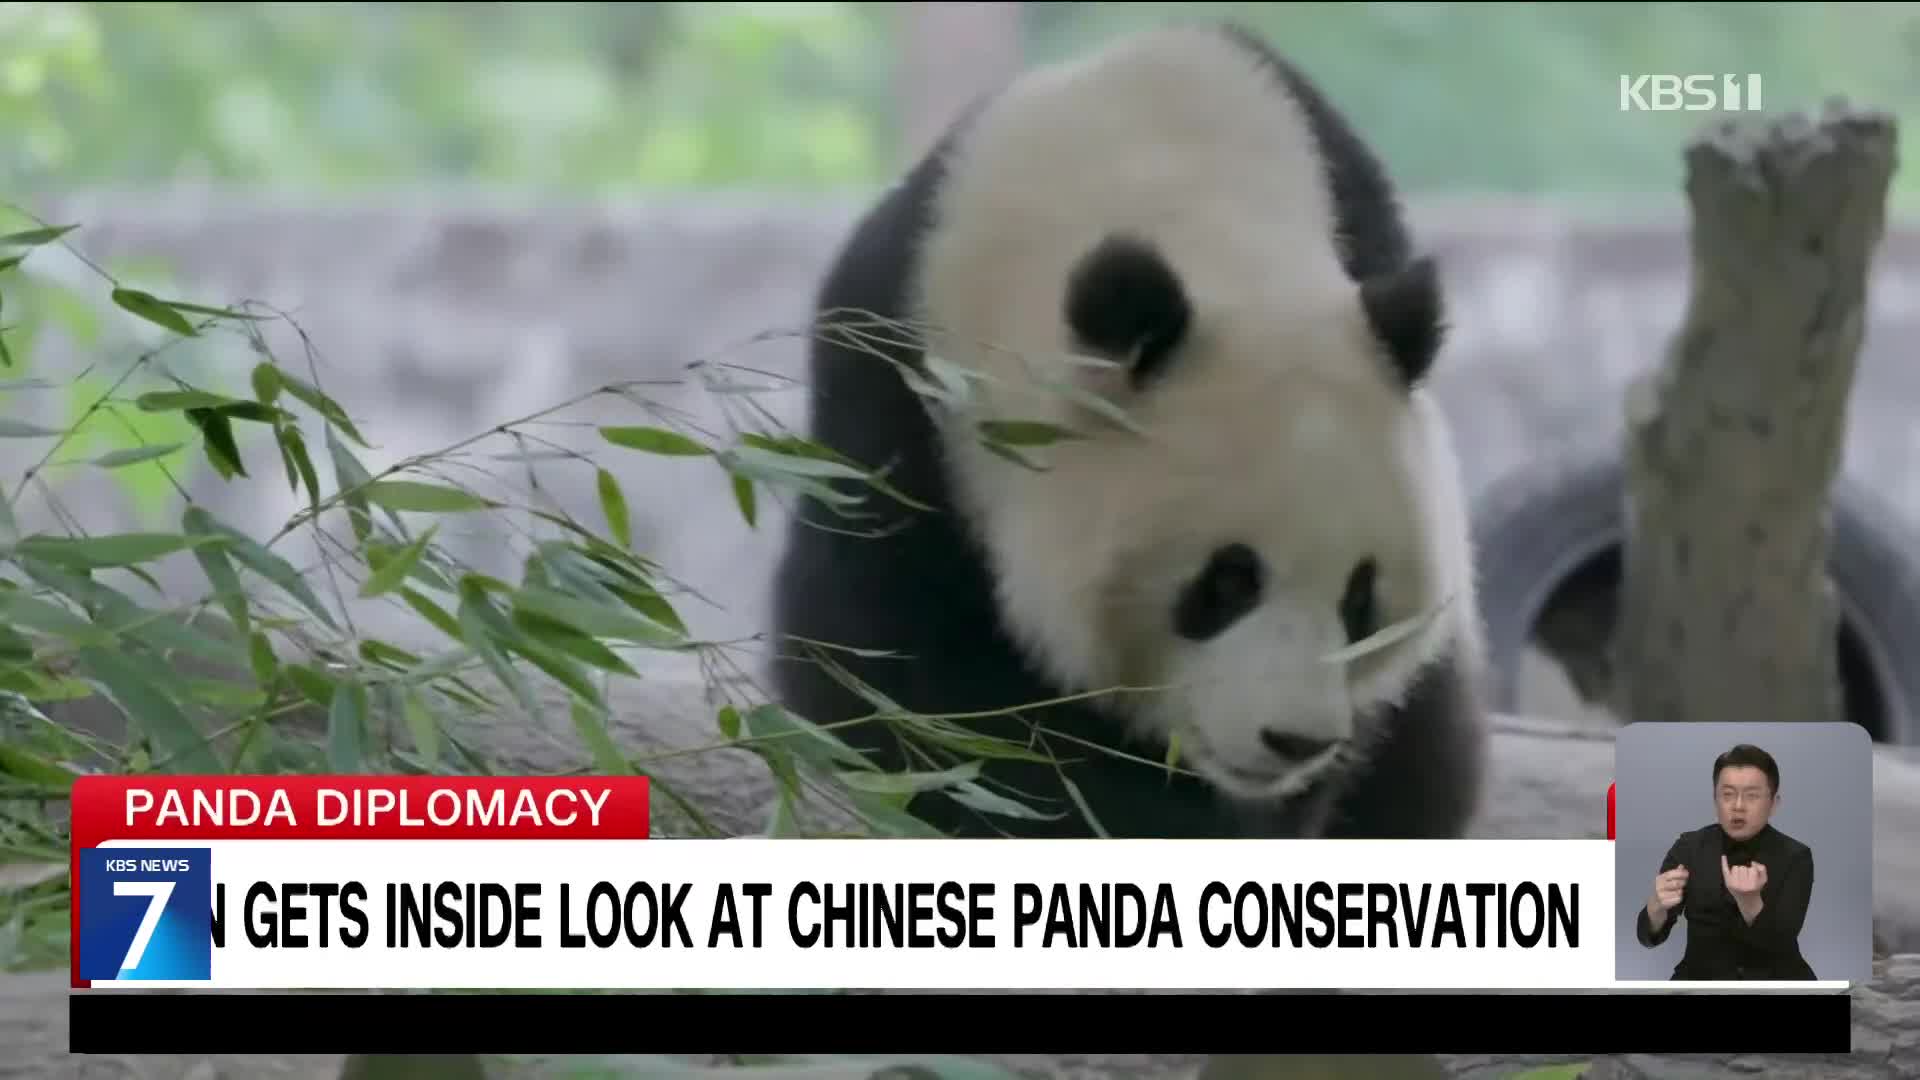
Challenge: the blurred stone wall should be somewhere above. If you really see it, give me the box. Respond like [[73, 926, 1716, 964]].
[[5, 193, 1918, 670]]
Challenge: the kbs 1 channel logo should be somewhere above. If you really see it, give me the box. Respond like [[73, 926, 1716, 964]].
[[77, 848, 214, 982]]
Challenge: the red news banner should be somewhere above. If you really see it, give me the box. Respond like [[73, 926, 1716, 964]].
[[69, 774, 651, 988]]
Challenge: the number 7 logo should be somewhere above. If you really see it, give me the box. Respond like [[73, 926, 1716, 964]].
[[113, 880, 176, 973], [77, 847, 212, 983]]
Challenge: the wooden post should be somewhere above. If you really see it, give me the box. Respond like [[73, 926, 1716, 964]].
[[1613, 101, 1899, 725]]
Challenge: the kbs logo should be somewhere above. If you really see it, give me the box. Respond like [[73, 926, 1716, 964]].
[[1619, 74, 1763, 112], [77, 847, 213, 981]]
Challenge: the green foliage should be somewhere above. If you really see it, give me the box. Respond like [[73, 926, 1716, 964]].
[[1029, 2, 1920, 212], [0, 1, 896, 193], [8, 3, 1920, 209], [0, 209, 1177, 985]]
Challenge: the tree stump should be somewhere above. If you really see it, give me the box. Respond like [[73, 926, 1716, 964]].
[[1613, 100, 1900, 726]]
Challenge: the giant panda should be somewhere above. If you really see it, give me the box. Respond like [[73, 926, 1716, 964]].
[[766, 22, 1489, 841]]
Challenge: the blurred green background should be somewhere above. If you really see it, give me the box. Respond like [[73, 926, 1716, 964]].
[[5, 1, 1918, 214]]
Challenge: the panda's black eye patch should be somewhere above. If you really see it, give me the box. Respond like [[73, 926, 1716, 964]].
[[1064, 233, 1191, 389], [1174, 543, 1265, 642], [1339, 557, 1379, 645]]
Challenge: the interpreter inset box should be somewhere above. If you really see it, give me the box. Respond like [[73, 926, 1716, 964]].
[[1614, 721, 1872, 983]]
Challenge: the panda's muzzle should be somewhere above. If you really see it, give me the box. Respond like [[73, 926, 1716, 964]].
[[1197, 735, 1347, 802], [1169, 542, 1351, 796]]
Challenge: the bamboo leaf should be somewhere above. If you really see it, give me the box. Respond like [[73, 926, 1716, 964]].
[[248, 632, 277, 686], [0, 592, 104, 643], [326, 427, 376, 542], [12, 531, 210, 569], [182, 507, 250, 639], [404, 689, 442, 770], [278, 424, 321, 509], [455, 577, 537, 716], [570, 699, 634, 776], [724, 444, 870, 482], [251, 362, 282, 404], [1320, 597, 1451, 665], [112, 288, 198, 337], [596, 468, 631, 549], [836, 761, 982, 797], [269, 367, 367, 446], [0, 224, 78, 247], [0, 418, 62, 438], [846, 790, 948, 838], [197, 515, 341, 633], [359, 523, 439, 598], [357, 638, 423, 673], [157, 299, 270, 322], [400, 587, 466, 645], [363, 480, 497, 514], [977, 419, 1085, 447], [1035, 375, 1149, 437], [89, 442, 185, 469], [186, 407, 246, 479], [285, 664, 338, 709], [731, 473, 757, 528], [509, 586, 686, 648], [511, 609, 639, 679], [136, 390, 241, 412], [742, 702, 872, 772], [327, 681, 368, 773], [0, 741, 78, 788], [981, 439, 1047, 473], [947, 782, 1064, 823], [599, 425, 711, 456], [76, 647, 222, 774], [1057, 772, 1110, 839]]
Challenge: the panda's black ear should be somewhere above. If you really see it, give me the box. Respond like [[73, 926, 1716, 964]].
[[1064, 233, 1191, 389], [1360, 255, 1446, 389]]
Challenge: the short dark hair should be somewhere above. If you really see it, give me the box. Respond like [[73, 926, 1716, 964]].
[[1714, 743, 1780, 795]]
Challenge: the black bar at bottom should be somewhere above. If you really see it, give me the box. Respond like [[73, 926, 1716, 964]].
[[70, 991, 1850, 1055]]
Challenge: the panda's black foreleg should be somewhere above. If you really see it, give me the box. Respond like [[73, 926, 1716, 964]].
[[1320, 651, 1491, 839]]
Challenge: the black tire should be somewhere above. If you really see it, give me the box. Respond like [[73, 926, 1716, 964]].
[[1468, 441, 1920, 745]]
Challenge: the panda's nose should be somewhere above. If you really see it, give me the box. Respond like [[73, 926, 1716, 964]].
[[1260, 730, 1338, 762]]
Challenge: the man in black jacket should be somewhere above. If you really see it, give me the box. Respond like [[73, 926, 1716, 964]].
[[1635, 743, 1818, 981]]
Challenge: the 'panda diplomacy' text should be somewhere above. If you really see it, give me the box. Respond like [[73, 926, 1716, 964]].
[[211, 878, 1579, 953]]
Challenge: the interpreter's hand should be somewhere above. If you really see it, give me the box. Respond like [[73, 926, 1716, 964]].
[[1722, 854, 1768, 899], [1651, 866, 1689, 911]]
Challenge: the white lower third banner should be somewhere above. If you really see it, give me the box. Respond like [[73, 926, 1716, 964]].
[[80, 837, 1619, 990]]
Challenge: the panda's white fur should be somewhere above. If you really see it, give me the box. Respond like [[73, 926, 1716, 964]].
[[769, 23, 1488, 838]]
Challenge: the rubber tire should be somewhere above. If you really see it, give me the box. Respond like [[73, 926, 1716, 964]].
[[1468, 440, 1920, 745]]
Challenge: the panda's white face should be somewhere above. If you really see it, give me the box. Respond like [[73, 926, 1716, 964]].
[[923, 288, 1469, 804], [907, 25, 1478, 805]]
